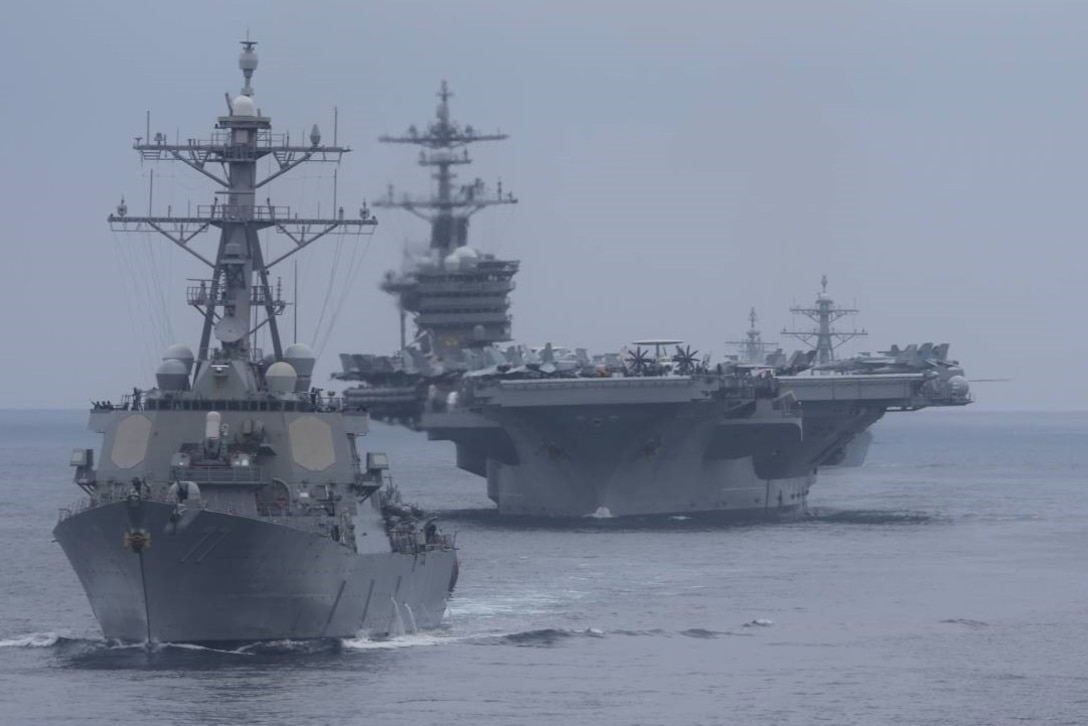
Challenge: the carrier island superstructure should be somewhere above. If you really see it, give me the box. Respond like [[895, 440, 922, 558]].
[[53, 42, 457, 644], [342, 83, 519, 421], [378, 81, 519, 355], [336, 99, 972, 517]]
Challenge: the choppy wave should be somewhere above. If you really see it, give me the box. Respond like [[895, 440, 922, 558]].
[[341, 632, 453, 651], [0, 632, 62, 648], [440, 508, 776, 533], [679, 628, 728, 639], [474, 625, 762, 646], [610, 628, 668, 637], [159, 642, 254, 656], [234, 639, 344, 656], [940, 618, 990, 628], [498, 627, 577, 646], [807, 508, 937, 525]]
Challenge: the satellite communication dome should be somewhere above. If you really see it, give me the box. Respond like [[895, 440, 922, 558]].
[[265, 361, 298, 395], [232, 94, 257, 117], [283, 343, 316, 377], [162, 344, 195, 373], [444, 245, 479, 267], [156, 359, 190, 391]]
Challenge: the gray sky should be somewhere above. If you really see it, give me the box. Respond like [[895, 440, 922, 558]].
[[1, 0, 1084, 410]]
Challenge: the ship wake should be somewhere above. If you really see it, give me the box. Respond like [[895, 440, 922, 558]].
[[806, 508, 940, 525]]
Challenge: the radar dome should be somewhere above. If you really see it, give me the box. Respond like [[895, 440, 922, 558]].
[[266, 361, 298, 395], [947, 375, 970, 397], [232, 94, 257, 117], [156, 359, 190, 391], [444, 246, 479, 267], [283, 343, 316, 377], [162, 344, 195, 373]]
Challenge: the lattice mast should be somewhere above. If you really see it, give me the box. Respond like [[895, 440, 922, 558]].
[[726, 307, 777, 364], [108, 40, 374, 372], [376, 81, 516, 255], [781, 275, 867, 364]]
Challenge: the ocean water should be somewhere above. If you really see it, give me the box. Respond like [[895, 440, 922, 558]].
[[1, 408, 1086, 725]]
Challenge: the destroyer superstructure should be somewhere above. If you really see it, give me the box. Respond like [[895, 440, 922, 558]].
[[53, 42, 457, 644]]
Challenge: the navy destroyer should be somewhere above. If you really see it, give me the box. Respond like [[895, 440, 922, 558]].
[[53, 41, 457, 644]]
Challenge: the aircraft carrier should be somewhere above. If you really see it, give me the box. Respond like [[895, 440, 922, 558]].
[[340, 312, 970, 518], [53, 41, 457, 644], [335, 101, 972, 518], [418, 336, 969, 517]]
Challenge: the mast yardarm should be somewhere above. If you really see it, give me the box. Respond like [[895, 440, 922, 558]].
[[375, 80, 516, 255]]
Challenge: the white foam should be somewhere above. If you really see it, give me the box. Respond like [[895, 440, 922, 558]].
[[389, 597, 407, 637], [342, 632, 452, 651], [403, 603, 419, 634], [159, 642, 252, 656], [586, 507, 614, 519], [107, 642, 150, 651], [745, 618, 774, 627], [448, 592, 566, 618], [0, 632, 59, 648]]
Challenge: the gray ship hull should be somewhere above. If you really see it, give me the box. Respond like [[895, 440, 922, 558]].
[[427, 397, 812, 518], [421, 371, 968, 518], [484, 450, 814, 518], [54, 501, 456, 644], [824, 428, 874, 467]]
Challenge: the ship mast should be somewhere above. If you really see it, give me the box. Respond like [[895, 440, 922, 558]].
[[108, 40, 374, 373], [376, 81, 516, 255], [726, 307, 777, 364], [781, 275, 867, 365]]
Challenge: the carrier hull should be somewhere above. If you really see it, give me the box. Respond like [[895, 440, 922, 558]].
[[422, 371, 964, 517], [426, 389, 812, 517]]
